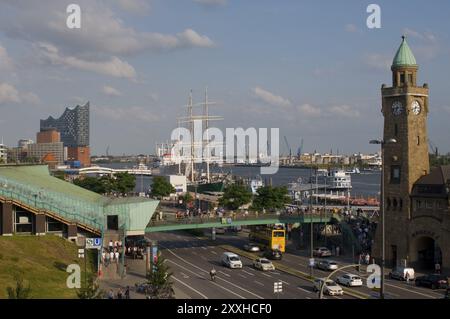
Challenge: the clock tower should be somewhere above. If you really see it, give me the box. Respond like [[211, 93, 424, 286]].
[[374, 36, 430, 266]]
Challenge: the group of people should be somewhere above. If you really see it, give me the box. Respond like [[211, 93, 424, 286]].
[[101, 240, 123, 266], [126, 245, 145, 259], [107, 287, 130, 299]]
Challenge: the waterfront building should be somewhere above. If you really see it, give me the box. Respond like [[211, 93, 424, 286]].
[[372, 36, 450, 273], [40, 102, 90, 167], [18, 139, 33, 149], [0, 141, 7, 163]]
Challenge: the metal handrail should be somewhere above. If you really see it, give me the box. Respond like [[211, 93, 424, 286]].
[[0, 187, 103, 231]]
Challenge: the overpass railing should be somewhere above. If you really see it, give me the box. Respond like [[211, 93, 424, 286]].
[[0, 178, 103, 231], [148, 211, 335, 228]]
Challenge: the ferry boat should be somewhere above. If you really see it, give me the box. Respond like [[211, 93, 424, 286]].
[[311, 169, 352, 190]]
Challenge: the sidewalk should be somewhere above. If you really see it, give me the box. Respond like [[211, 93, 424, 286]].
[[99, 257, 191, 299]]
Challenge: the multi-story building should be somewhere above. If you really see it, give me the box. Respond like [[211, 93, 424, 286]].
[[0, 141, 7, 163], [40, 102, 90, 167], [27, 142, 64, 168], [18, 139, 34, 149], [37, 129, 60, 144]]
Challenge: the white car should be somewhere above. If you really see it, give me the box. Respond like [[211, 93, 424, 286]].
[[221, 252, 243, 269], [336, 273, 363, 287], [253, 258, 275, 271], [313, 278, 344, 296], [317, 260, 338, 271]]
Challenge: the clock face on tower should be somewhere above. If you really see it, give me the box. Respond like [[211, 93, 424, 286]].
[[392, 101, 404, 116], [411, 100, 421, 115]]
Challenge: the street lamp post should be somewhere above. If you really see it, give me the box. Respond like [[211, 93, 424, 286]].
[[369, 138, 397, 299]]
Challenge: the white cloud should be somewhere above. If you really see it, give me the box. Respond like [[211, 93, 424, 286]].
[[252, 87, 291, 108], [0, 83, 20, 104], [94, 105, 160, 123], [363, 53, 391, 70], [102, 85, 123, 96], [402, 28, 439, 61], [0, 83, 40, 105], [297, 104, 322, 117], [0, 44, 14, 71], [116, 0, 151, 14], [330, 105, 360, 118], [36, 42, 137, 79], [194, 0, 227, 6], [21, 92, 41, 105], [1, 1, 214, 57]]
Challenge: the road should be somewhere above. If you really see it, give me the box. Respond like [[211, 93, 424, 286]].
[[146, 231, 357, 299], [145, 230, 446, 299]]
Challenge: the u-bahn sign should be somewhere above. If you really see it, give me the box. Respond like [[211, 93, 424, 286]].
[[85, 238, 102, 249]]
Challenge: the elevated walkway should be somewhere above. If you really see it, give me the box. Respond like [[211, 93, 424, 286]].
[[146, 212, 335, 233]]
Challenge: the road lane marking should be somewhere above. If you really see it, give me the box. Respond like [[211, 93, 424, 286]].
[[297, 287, 312, 294], [254, 281, 264, 286], [172, 276, 208, 299], [262, 273, 272, 278], [238, 274, 247, 279], [271, 272, 281, 275], [201, 247, 207, 250], [191, 251, 198, 255], [218, 271, 231, 277], [279, 280, 290, 286], [211, 251, 217, 255], [242, 270, 255, 276], [180, 272, 190, 279], [165, 247, 264, 299], [167, 259, 246, 299]]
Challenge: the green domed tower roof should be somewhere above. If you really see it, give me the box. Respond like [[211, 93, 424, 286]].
[[392, 36, 417, 68]]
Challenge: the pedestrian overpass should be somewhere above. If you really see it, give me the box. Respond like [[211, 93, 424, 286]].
[[146, 212, 335, 233]]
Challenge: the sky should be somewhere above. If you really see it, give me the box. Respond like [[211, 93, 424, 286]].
[[0, 0, 449, 156]]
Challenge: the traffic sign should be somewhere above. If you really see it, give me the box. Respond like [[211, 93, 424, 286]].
[[78, 248, 85, 258], [85, 238, 102, 249]]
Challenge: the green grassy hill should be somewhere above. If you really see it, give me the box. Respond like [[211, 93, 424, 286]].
[[0, 235, 96, 299]]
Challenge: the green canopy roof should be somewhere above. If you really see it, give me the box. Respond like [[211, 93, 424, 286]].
[[392, 36, 417, 68]]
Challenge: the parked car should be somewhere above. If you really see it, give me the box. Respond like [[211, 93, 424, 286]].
[[313, 278, 344, 296], [336, 273, 363, 287], [253, 258, 275, 271], [313, 247, 332, 257], [244, 243, 261, 252], [221, 252, 243, 269], [263, 249, 282, 260], [317, 260, 338, 271], [388, 267, 415, 281], [415, 274, 449, 290]]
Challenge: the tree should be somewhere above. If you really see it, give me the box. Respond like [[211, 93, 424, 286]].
[[145, 253, 174, 299], [76, 275, 104, 299], [115, 172, 136, 195], [219, 184, 253, 210], [74, 176, 106, 194], [252, 186, 290, 210], [151, 176, 175, 198], [7, 275, 32, 299]]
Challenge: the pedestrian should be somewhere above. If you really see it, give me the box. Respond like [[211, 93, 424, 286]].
[[109, 240, 113, 252], [110, 250, 114, 263], [125, 286, 130, 299], [405, 271, 411, 284], [105, 251, 110, 267], [435, 262, 441, 274], [102, 250, 106, 264], [365, 253, 370, 265], [107, 289, 114, 299], [117, 288, 123, 299], [115, 250, 120, 263]]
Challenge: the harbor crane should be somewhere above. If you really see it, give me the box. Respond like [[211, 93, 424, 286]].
[[428, 139, 439, 157], [283, 136, 292, 160], [297, 138, 304, 158]]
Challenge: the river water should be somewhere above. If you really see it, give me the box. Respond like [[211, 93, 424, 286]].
[[102, 163, 381, 198]]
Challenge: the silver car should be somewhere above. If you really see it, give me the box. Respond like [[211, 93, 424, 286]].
[[244, 243, 260, 252], [317, 260, 338, 271]]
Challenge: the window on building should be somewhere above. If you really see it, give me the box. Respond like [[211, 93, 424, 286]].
[[408, 74, 413, 84], [390, 166, 401, 184], [393, 198, 398, 209], [426, 200, 433, 209], [399, 199, 403, 209], [400, 73, 405, 85], [417, 136, 420, 145], [437, 201, 442, 209]]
